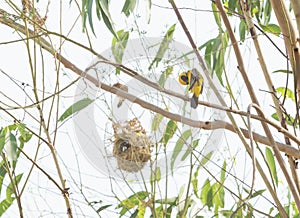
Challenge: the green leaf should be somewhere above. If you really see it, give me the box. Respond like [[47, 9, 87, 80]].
[[171, 129, 191, 172], [146, 0, 152, 23], [199, 151, 213, 166], [0, 128, 8, 154], [271, 112, 279, 122], [200, 179, 213, 209], [265, 147, 278, 186], [83, 0, 95, 34], [263, 0, 272, 25], [0, 161, 7, 195], [6, 174, 23, 201], [137, 201, 146, 218], [220, 161, 226, 183], [151, 113, 163, 131], [192, 166, 200, 198], [112, 30, 130, 74], [121, 0, 137, 16], [251, 189, 266, 198], [117, 191, 149, 209], [181, 139, 199, 161], [228, 0, 238, 15], [211, 183, 225, 210], [158, 66, 173, 87], [154, 205, 164, 218], [148, 24, 176, 70], [0, 198, 15, 216], [211, 2, 221, 27], [7, 132, 17, 163], [259, 23, 281, 36], [16, 123, 32, 143], [272, 69, 292, 74], [271, 112, 297, 126], [276, 87, 295, 102], [96, 204, 112, 213], [130, 209, 138, 218], [160, 120, 177, 146], [239, 19, 247, 42], [99, 0, 118, 38], [150, 167, 161, 183], [81, 0, 117, 37], [59, 98, 94, 122]]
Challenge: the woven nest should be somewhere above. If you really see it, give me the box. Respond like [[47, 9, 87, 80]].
[[112, 118, 152, 172]]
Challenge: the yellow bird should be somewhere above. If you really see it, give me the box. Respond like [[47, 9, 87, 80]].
[[178, 68, 204, 109]]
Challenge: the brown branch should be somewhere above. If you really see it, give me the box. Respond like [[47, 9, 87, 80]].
[[269, 0, 300, 103], [214, 0, 300, 213], [2, 6, 300, 214], [239, 0, 300, 195]]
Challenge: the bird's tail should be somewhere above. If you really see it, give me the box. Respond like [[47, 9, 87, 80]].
[[190, 94, 198, 109], [117, 98, 125, 108]]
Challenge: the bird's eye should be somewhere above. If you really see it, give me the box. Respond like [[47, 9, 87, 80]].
[[180, 75, 189, 84], [120, 141, 130, 152]]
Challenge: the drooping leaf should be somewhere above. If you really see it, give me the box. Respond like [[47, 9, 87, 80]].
[[265, 147, 278, 187], [220, 161, 226, 183], [228, 0, 238, 16], [121, 0, 137, 16], [160, 120, 177, 146], [0, 198, 15, 217], [148, 24, 176, 70], [150, 167, 161, 184], [99, 0, 118, 38], [6, 174, 23, 201], [199, 151, 213, 166], [200, 178, 213, 209], [259, 23, 281, 36], [211, 183, 225, 212], [7, 132, 17, 163], [112, 30, 130, 74], [276, 87, 295, 102], [271, 112, 297, 126], [117, 191, 149, 209], [146, 0, 152, 23], [263, 0, 272, 25], [192, 166, 200, 198], [181, 139, 199, 161], [151, 113, 163, 131], [0, 128, 7, 154], [137, 201, 146, 218], [59, 98, 94, 122], [251, 189, 266, 199], [0, 161, 7, 194], [16, 123, 32, 143], [171, 129, 191, 172], [211, 2, 221, 28], [239, 19, 247, 42], [81, 0, 117, 37], [158, 66, 173, 87]]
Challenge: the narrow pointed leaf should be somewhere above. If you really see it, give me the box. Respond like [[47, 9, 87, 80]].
[[160, 120, 177, 146], [121, 0, 137, 16], [59, 98, 94, 122], [171, 129, 191, 172], [265, 147, 278, 186], [148, 24, 176, 70]]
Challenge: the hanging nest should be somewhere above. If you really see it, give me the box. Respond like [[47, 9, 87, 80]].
[[112, 118, 152, 172]]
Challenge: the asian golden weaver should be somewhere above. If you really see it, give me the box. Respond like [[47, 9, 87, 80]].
[[178, 68, 204, 109]]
